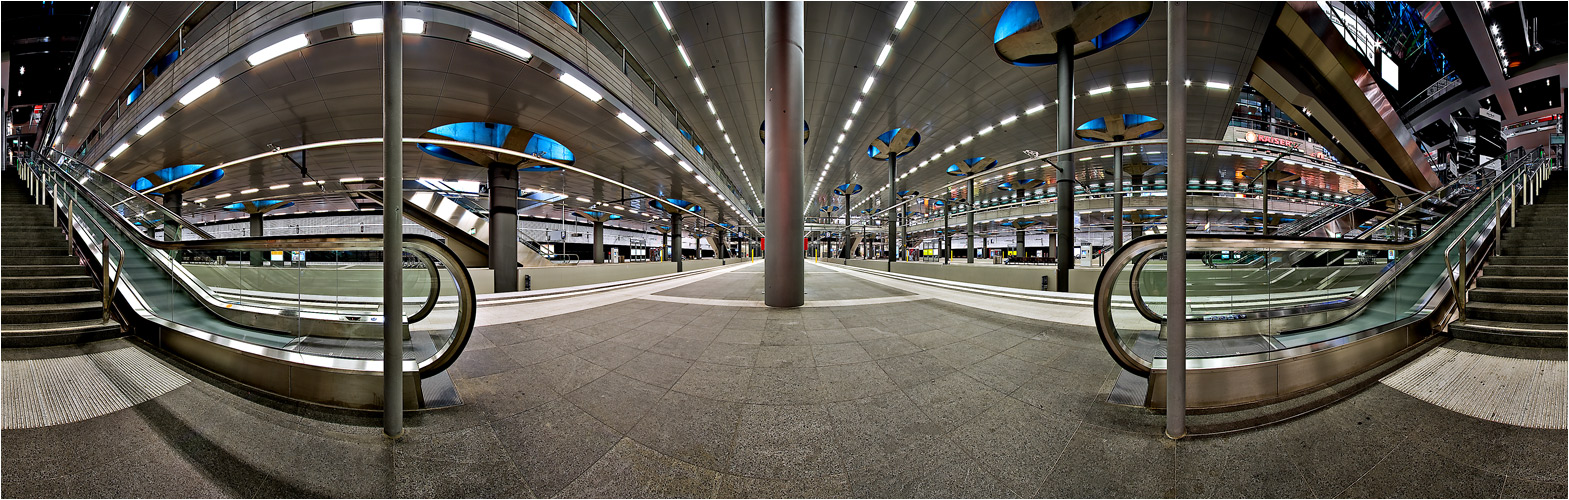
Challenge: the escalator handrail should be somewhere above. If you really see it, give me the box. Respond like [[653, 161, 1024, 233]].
[[39, 148, 216, 240], [1353, 152, 1520, 241], [1098, 155, 1538, 376], [32, 150, 475, 378]]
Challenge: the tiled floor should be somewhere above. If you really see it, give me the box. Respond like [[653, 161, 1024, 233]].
[[2, 261, 1564, 498]]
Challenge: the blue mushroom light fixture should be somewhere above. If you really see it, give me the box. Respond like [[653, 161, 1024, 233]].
[[417, 122, 575, 172], [134, 164, 224, 241]]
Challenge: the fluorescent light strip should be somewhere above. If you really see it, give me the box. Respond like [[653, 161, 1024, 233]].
[[861, 76, 875, 94], [894, 1, 916, 30], [677, 44, 693, 67], [616, 112, 646, 133], [179, 77, 221, 105], [92, 48, 107, 71], [706, 100, 717, 114], [246, 34, 309, 66], [68, 103, 77, 117], [693, 75, 706, 94], [875, 43, 892, 66], [108, 143, 129, 158], [270, 184, 289, 190], [653, 2, 673, 30], [559, 73, 603, 101], [110, 5, 130, 35], [340, 177, 364, 183], [78, 79, 90, 97], [1205, 81, 1230, 90], [1024, 104, 1045, 114], [1088, 86, 1112, 95], [1126, 80, 1151, 89], [135, 116, 165, 136], [469, 31, 533, 60], [654, 141, 675, 156], [240, 188, 260, 194], [350, 18, 426, 35]]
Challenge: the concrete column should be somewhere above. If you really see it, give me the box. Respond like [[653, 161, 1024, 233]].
[[1113, 145, 1124, 249], [162, 191, 183, 242], [943, 202, 950, 264], [763, 0, 805, 307], [380, 0, 405, 439], [591, 220, 605, 263], [488, 165, 519, 292], [967, 178, 977, 263], [1015, 228, 1025, 259], [671, 213, 684, 272], [1054, 29, 1076, 290], [1166, 0, 1188, 439], [661, 231, 669, 261], [249, 213, 264, 266]]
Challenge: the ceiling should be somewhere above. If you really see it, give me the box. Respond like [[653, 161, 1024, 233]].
[[590, 1, 1280, 216]]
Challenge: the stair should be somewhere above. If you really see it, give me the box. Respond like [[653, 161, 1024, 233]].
[[1, 169, 122, 347], [1448, 169, 1567, 348]]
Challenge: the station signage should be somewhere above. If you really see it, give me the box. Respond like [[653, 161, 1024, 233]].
[[1225, 126, 1337, 163]]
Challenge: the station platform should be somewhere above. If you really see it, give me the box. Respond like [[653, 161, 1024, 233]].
[[3, 260, 1562, 497]]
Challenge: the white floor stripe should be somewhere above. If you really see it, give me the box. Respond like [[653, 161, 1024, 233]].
[[475, 261, 761, 325], [1381, 347, 1567, 429], [3, 347, 188, 430], [638, 293, 929, 308], [817, 262, 1101, 326]]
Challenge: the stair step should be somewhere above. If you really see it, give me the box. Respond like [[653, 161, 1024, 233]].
[[0, 319, 122, 348], [0, 301, 104, 324], [1476, 275, 1567, 289], [1464, 301, 1568, 324], [1469, 287, 1567, 305], [0, 255, 80, 266], [0, 276, 94, 289], [0, 246, 71, 257], [1485, 265, 1568, 277], [1495, 245, 1564, 256], [1, 287, 102, 305], [1449, 320, 1567, 348], [0, 264, 90, 277]]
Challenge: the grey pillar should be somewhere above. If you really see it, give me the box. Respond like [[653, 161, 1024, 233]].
[[1166, 0, 1188, 439], [672, 213, 684, 272], [1054, 29, 1076, 290], [843, 193, 851, 261], [900, 208, 908, 262], [966, 178, 976, 263], [763, 0, 804, 307], [1113, 145, 1124, 249], [888, 159, 899, 263], [381, 0, 405, 439], [592, 220, 605, 263], [1016, 229, 1025, 260], [661, 231, 669, 261], [1261, 179, 1272, 235], [943, 202, 950, 264], [488, 165, 518, 291], [162, 191, 183, 242], [249, 213, 264, 266]]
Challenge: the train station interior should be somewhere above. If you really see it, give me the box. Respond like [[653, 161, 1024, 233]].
[[2, 1, 1566, 497]]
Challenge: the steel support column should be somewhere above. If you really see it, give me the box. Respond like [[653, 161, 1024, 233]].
[[888, 157, 899, 263], [249, 213, 265, 266], [591, 220, 605, 263], [763, 0, 805, 307], [380, 0, 405, 439], [488, 165, 519, 291], [672, 213, 684, 272], [162, 191, 183, 242], [1113, 145, 1124, 249], [943, 202, 950, 264], [1054, 29, 1076, 290], [1165, 1, 1188, 440], [966, 178, 977, 263]]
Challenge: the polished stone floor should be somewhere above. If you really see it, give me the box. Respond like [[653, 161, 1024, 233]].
[[2, 261, 1564, 498]]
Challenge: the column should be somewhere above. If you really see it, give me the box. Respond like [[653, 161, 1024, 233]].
[[249, 213, 264, 266], [591, 219, 605, 263], [1015, 228, 1025, 260], [1113, 145, 1124, 249], [763, 0, 805, 307], [380, 0, 405, 439], [162, 191, 183, 242], [967, 178, 977, 263], [1166, 0, 1188, 439], [488, 165, 519, 291], [1054, 29, 1076, 290], [672, 213, 684, 272], [888, 160, 899, 263]]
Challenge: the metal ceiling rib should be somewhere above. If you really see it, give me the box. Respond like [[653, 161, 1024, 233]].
[[595, 1, 1278, 220]]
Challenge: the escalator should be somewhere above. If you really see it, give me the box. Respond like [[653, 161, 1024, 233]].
[[1094, 147, 1551, 410], [22, 147, 476, 410], [357, 187, 564, 267]]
